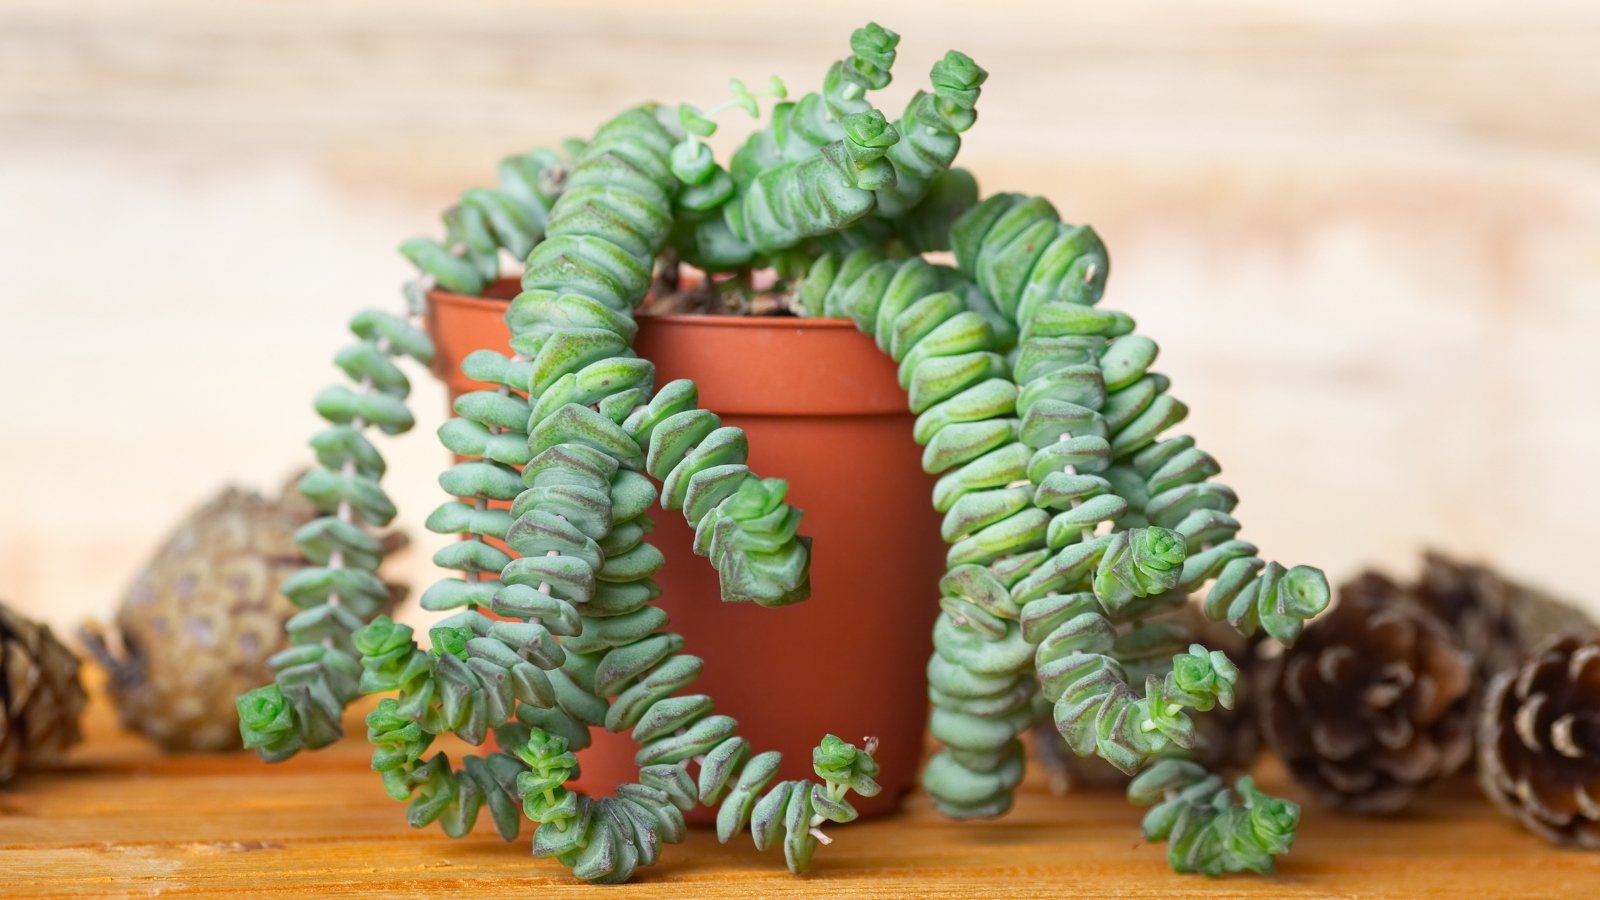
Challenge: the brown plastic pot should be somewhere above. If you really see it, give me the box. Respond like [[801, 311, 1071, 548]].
[[425, 280, 943, 820]]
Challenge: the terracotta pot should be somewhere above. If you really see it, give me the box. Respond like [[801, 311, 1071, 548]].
[[425, 280, 943, 820]]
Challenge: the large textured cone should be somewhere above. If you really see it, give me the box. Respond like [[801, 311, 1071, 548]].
[[1479, 635, 1600, 848], [1035, 603, 1264, 792], [1262, 573, 1474, 814], [0, 601, 87, 782], [1415, 551, 1596, 679], [81, 480, 405, 753]]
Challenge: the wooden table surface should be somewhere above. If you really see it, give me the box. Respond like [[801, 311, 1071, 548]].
[[2, 676, 1597, 898]]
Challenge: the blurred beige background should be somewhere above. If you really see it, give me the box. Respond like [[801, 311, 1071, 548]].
[[3, 0, 1598, 636]]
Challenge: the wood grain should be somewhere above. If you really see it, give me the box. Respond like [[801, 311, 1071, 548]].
[[2, 676, 1597, 897]]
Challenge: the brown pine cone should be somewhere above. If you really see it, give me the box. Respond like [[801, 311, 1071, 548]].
[[1478, 635, 1600, 848], [1262, 573, 1474, 813], [1, 601, 87, 782], [1415, 551, 1596, 679]]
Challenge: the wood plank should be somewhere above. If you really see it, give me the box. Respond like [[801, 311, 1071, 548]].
[[2, 676, 1597, 897]]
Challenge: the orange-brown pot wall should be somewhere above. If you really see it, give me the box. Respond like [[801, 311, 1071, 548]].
[[426, 285, 944, 821]]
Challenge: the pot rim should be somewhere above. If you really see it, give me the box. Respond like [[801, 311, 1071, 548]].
[[427, 284, 860, 330]]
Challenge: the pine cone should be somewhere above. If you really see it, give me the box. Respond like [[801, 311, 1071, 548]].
[[1415, 551, 1596, 679], [1262, 573, 1474, 813], [1, 601, 87, 782], [1478, 635, 1600, 848], [81, 480, 405, 753]]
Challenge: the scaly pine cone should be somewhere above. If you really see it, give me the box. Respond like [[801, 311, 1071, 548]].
[[1262, 573, 1474, 813], [1415, 551, 1596, 679], [1478, 635, 1600, 848], [0, 601, 87, 782], [82, 480, 405, 753]]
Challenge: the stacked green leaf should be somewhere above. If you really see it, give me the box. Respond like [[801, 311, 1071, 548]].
[[954, 194, 1331, 646], [491, 100, 893, 881], [874, 49, 987, 217], [357, 615, 550, 838], [793, 189, 1330, 875], [940, 193, 1327, 874], [368, 98, 890, 882], [424, 347, 529, 615], [236, 310, 432, 761], [795, 249, 1032, 817], [401, 142, 584, 296], [512, 728, 881, 883], [1129, 759, 1300, 876], [726, 22, 901, 186], [681, 24, 985, 269]]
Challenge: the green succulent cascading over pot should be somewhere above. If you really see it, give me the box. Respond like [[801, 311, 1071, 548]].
[[239, 21, 1330, 883], [795, 193, 1329, 874]]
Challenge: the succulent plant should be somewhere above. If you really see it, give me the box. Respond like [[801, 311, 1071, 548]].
[[239, 22, 1329, 882]]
